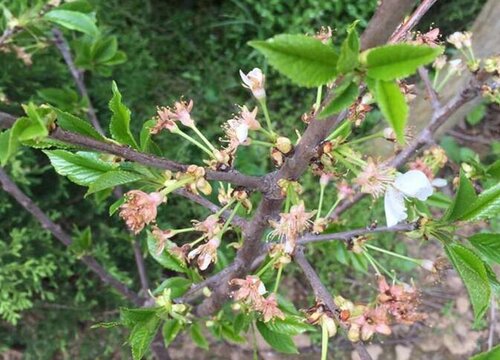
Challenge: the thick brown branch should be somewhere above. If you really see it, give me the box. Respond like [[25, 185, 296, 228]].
[[0, 167, 143, 306], [298, 223, 414, 245], [294, 247, 373, 360], [52, 28, 105, 135]]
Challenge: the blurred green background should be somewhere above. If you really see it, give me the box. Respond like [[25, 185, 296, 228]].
[[0, 0, 486, 357]]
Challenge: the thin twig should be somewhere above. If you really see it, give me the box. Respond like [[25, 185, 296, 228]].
[[418, 67, 441, 111], [52, 28, 105, 135], [488, 297, 496, 351], [294, 247, 373, 360], [0, 166, 143, 306], [389, 0, 439, 44], [298, 223, 414, 245]]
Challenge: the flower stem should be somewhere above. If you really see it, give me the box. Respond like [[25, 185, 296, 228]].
[[215, 199, 235, 218], [363, 250, 381, 276], [251, 139, 274, 147], [256, 258, 277, 277], [325, 198, 341, 219], [190, 124, 217, 152], [321, 320, 329, 360], [273, 264, 283, 293], [190, 235, 207, 247], [315, 86, 323, 113], [174, 227, 195, 234], [344, 131, 384, 145], [435, 70, 454, 92], [174, 128, 214, 157], [432, 69, 440, 88], [316, 183, 326, 220], [220, 202, 241, 236], [326, 120, 351, 141], [364, 243, 422, 265], [259, 99, 275, 138]]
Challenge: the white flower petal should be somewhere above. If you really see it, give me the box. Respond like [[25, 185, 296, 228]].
[[384, 187, 407, 227], [239, 69, 251, 87], [431, 178, 447, 187], [394, 170, 433, 201], [235, 123, 249, 143]]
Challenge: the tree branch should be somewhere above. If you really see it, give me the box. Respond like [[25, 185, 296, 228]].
[[330, 73, 486, 219], [51, 28, 105, 135], [294, 247, 373, 360], [298, 223, 414, 245], [388, 0, 439, 44], [361, 0, 416, 50], [418, 67, 441, 111], [0, 166, 143, 306]]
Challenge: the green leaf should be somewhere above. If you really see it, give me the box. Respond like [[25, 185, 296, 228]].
[[86, 170, 143, 196], [190, 323, 209, 350], [129, 313, 161, 360], [466, 103, 486, 126], [264, 316, 315, 336], [44, 150, 115, 186], [109, 81, 138, 148], [103, 50, 127, 66], [121, 307, 158, 327], [487, 160, 500, 179], [140, 119, 162, 155], [109, 195, 125, 216], [445, 243, 491, 322], [152, 277, 191, 298], [256, 321, 298, 354], [468, 233, 500, 264], [233, 313, 250, 334], [249, 34, 338, 87], [69, 226, 92, 256], [319, 79, 359, 118], [337, 21, 360, 74], [443, 170, 477, 222], [53, 108, 105, 141], [484, 263, 500, 296], [38, 88, 79, 110], [470, 345, 500, 360], [162, 319, 183, 347], [91, 36, 118, 63], [146, 232, 187, 273], [369, 79, 408, 143], [459, 182, 500, 221], [364, 44, 443, 80], [56, 0, 93, 13], [220, 323, 246, 344], [19, 103, 49, 141], [44, 10, 98, 37]]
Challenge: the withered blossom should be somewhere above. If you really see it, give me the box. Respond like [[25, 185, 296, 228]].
[[256, 293, 285, 323], [351, 307, 392, 341], [314, 26, 333, 44], [150, 99, 194, 134], [151, 226, 176, 255], [187, 237, 220, 270], [377, 276, 426, 324], [269, 201, 315, 253], [230, 275, 266, 305], [192, 214, 222, 239], [119, 190, 165, 234]]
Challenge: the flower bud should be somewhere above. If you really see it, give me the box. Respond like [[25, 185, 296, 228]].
[[348, 324, 361, 342], [322, 316, 337, 338], [420, 259, 436, 272], [202, 287, 212, 297], [275, 137, 293, 154], [271, 148, 284, 167]]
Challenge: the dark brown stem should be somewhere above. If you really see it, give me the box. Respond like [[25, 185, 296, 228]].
[[0, 167, 142, 306], [298, 223, 414, 245], [52, 28, 105, 135], [294, 247, 373, 360], [418, 67, 441, 111], [50, 127, 265, 190], [388, 0, 439, 44], [361, 0, 417, 50], [133, 239, 149, 294]]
